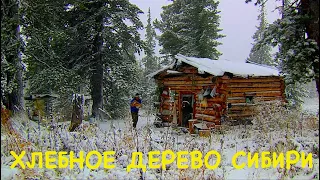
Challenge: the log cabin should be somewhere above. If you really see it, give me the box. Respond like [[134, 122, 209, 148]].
[[148, 54, 286, 132]]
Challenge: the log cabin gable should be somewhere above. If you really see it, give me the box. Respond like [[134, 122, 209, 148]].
[[176, 64, 198, 74]]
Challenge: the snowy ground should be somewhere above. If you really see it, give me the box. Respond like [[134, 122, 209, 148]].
[[302, 97, 319, 115], [1, 101, 319, 180]]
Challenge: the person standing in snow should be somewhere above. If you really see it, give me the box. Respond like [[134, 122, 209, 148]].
[[130, 93, 142, 128]]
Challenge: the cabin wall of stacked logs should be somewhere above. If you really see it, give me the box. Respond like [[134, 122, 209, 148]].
[[224, 76, 285, 120], [157, 73, 226, 126], [156, 67, 285, 125]]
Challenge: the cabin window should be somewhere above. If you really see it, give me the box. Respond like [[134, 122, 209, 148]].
[[245, 96, 254, 104]]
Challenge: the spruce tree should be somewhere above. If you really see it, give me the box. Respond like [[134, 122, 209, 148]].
[[140, 8, 158, 107], [22, 0, 84, 117], [246, 0, 319, 108], [246, 0, 319, 97], [246, 2, 273, 65], [103, 46, 140, 119], [1, 0, 24, 112], [155, 0, 225, 59], [143, 8, 158, 76], [22, 0, 144, 118], [64, 0, 143, 117]]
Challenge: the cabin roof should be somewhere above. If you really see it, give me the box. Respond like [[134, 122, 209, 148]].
[[147, 54, 281, 78]]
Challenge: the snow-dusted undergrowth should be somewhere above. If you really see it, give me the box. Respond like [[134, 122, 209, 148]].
[[1, 102, 319, 180]]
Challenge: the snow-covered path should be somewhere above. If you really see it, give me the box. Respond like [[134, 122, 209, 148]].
[[98, 110, 155, 132]]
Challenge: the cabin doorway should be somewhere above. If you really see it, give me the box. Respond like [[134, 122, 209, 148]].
[[180, 94, 195, 127]]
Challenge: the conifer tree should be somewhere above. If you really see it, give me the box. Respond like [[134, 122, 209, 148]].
[[22, 0, 144, 118], [140, 8, 158, 107], [1, 0, 24, 112], [57, 0, 144, 117], [155, 0, 225, 59], [143, 8, 159, 76], [247, 2, 273, 65], [246, 0, 319, 97]]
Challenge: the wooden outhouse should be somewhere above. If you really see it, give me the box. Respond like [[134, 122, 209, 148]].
[[148, 54, 286, 131]]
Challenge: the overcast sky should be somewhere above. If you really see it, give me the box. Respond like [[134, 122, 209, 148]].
[[129, 0, 281, 62]]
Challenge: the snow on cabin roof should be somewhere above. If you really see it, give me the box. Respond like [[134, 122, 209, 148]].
[[147, 54, 281, 78], [176, 54, 280, 77], [146, 61, 175, 78]]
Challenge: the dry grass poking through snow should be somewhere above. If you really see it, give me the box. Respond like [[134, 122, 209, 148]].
[[1, 101, 319, 180], [249, 100, 319, 179]]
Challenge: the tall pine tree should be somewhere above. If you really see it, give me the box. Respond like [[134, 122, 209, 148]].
[[154, 0, 225, 59], [246, 2, 273, 65]]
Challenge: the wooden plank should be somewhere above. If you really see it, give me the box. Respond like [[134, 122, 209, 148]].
[[228, 91, 282, 97], [227, 87, 282, 92], [222, 78, 281, 83], [229, 106, 254, 111], [195, 101, 224, 107], [163, 76, 190, 81], [254, 97, 284, 101], [196, 109, 216, 116], [195, 114, 216, 121], [227, 97, 245, 100], [228, 81, 281, 85], [227, 82, 281, 88], [195, 102, 226, 108], [168, 86, 203, 91], [227, 96, 283, 104], [228, 109, 254, 113], [229, 103, 256, 106], [196, 107, 214, 111], [227, 99, 246, 103], [163, 80, 213, 86], [163, 76, 213, 81], [227, 113, 254, 118]]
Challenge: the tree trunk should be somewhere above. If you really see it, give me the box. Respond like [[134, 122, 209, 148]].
[[301, 0, 320, 96], [6, 63, 24, 113], [316, 79, 320, 97], [15, 25, 25, 112], [2, 0, 24, 113], [90, 13, 104, 118], [91, 59, 103, 118], [69, 94, 84, 131], [90, 23, 104, 118]]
